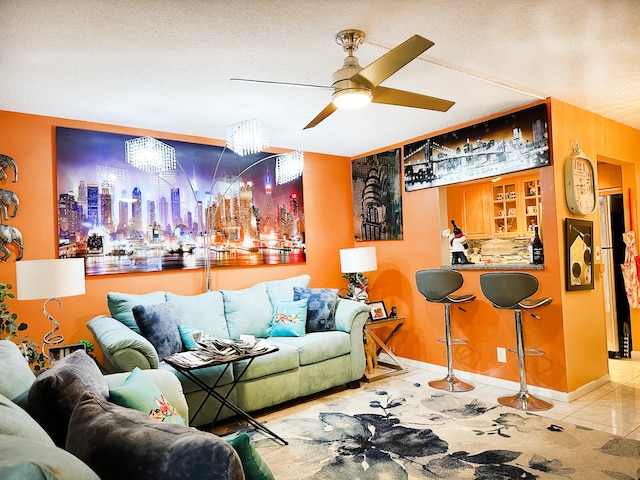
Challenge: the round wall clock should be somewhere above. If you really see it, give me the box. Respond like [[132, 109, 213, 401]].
[[564, 140, 597, 215]]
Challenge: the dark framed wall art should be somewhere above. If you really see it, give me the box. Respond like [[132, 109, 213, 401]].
[[565, 217, 594, 291], [351, 148, 403, 241], [56, 127, 305, 276], [403, 102, 550, 191]]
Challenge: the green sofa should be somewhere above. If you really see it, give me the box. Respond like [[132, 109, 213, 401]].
[[87, 274, 370, 427], [0, 339, 244, 480]]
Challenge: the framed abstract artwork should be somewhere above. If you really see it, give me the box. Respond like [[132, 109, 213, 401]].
[[55, 127, 305, 275], [351, 148, 403, 241], [565, 218, 594, 291]]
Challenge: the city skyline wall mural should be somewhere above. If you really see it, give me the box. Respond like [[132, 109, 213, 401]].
[[403, 102, 550, 191], [351, 148, 403, 241], [56, 127, 305, 276]]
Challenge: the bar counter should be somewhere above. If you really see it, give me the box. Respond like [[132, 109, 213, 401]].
[[442, 263, 544, 271]]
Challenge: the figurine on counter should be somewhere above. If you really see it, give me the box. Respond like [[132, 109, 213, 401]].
[[445, 220, 473, 265]]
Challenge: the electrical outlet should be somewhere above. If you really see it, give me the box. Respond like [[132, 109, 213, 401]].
[[497, 347, 507, 363]]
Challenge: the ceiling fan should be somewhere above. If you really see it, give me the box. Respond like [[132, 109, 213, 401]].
[[231, 29, 455, 129]]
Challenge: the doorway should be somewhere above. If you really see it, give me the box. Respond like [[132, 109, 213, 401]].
[[599, 193, 632, 357]]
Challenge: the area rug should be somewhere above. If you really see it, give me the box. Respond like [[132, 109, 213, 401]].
[[232, 378, 640, 479]]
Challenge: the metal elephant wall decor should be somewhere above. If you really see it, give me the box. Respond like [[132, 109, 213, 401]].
[[0, 153, 22, 262]]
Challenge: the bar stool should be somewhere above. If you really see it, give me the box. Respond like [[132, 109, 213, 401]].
[[415, 269, 476, 392], [479, 272, 552, 411]]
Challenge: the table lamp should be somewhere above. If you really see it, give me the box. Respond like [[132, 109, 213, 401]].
[[16, 258, 86, 357], [339, 246, 377, 302]]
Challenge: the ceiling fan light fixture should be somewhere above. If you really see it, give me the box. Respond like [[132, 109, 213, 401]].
[[332, 88, 372, 110]]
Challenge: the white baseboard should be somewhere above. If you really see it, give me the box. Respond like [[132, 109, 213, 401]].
[[388, 355, 612, 403]]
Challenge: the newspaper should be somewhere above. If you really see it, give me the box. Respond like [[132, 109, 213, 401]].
[[165, 338, 275, 368]]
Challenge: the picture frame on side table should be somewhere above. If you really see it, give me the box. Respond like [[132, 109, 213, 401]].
[[367, 301, 388, 321], [565, 218, 594, 291], [49, 343, 86, 366]]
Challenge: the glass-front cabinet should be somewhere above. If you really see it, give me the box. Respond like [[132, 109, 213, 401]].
[[447, 172, 542, 239]]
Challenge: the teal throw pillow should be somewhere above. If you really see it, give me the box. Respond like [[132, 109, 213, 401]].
[[107, 291, 167, 333], [132, 301, 182, 360], [178, 323, 202, 351], [293, 287, 339, 332], [226, 433, 275, 480], [270, 299, 307, 337], [109, 367, 185, 425]]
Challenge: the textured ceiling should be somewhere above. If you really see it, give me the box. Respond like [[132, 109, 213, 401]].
[[1, 1, 639, 157]]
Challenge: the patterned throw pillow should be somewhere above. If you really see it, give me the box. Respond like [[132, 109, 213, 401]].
[[132, 302, 182, 360], [109, 367, 185, 425], [270, 299, 307, 337], [293, 287, 339, 332]]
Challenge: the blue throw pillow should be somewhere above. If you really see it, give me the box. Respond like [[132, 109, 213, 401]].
[[109, 368, 185, 425], [270, 299, 307, 337], [132, 302, 182, 360], [293, 287, 339, 332]]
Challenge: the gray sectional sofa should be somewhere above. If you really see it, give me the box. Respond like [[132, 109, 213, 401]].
[[88, 274, 370, 427]]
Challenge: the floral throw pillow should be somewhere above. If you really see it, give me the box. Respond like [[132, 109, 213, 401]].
[[270, 299, 307, 337]]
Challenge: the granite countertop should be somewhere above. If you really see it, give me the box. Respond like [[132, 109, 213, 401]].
[[442, 263, 544, 271]]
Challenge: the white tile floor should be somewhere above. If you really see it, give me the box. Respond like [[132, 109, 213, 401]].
[[451, 358, 640, 440]]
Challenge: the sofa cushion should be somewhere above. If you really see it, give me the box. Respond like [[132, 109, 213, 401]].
[[226, 433, 275, 480], [269, 331, 351, 366], [133, 302, 183, 360], [293, 287, 339, 332], [270, 299, 307, 337], [109, 367, 186, 425], [0, 340, 36, 407], [0, 434, 100, 479], [0, 392, 53, 446], [28, 349, 109, 447], [166, 291, 230, 339], [108, 291, 167, 333], [262, 274, 311, 304], [222, 283, 273, 339], [232, 342, 299, 381], [66, 392, 244, 480]]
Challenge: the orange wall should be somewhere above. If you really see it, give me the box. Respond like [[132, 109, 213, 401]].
[[0, 111, 354, 359], [3, 98, 640, 395], [358, 98, 640, 395]]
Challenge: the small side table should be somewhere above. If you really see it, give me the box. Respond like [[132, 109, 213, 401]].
[[363, 317, 408, 382]]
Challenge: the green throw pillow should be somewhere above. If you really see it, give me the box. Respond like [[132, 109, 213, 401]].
[[109, 367, 185, 425], [270, 299, 307, 337], [226, 433, 275, 480]]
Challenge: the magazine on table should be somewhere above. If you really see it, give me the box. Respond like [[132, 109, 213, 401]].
[[165, 337, 275, 368]]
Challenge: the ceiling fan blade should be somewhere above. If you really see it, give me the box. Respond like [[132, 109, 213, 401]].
[[351, 35, 434, 88], [231, 78, 333, 90], [304, 103, 338, 129], [372, 86, 454, 112]]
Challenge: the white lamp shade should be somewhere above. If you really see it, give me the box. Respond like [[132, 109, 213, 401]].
[[16, 258, 86, 300], [340, 246, 377, 273]]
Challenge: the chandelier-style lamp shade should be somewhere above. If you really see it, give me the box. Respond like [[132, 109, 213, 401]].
[[339, 246, 377, 302], [275, 150, 304, 185], [226, 118, 269, 156], [125, 136, 177, 174], [16, 258, 86, 357]]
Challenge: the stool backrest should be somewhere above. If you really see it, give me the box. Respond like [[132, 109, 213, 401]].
[[480, 272, 539, 308], [416, 269, 463, 302]]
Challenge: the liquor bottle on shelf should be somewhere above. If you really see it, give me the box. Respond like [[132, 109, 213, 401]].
[[531, 226, 544, 264]]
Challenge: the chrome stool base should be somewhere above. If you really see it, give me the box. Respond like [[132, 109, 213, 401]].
[[429, 375, 474, 392], [498, 391, 553, 411]]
